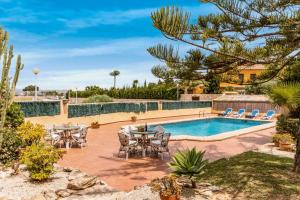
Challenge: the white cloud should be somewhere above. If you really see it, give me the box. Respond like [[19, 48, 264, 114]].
[[61, 8, 154, 28], [15, 37, 168, 89], [60, 4, 215, 30], [17, 61, 159, 90], [19, 37, 165, 64]]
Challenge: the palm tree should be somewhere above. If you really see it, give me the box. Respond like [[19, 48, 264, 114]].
[[132, 80, 139, 88], [109, 70, 120, 88], [268, 82, 300, 172]]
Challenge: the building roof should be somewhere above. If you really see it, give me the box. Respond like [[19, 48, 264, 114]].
[[214, 94, 270, 102], [238, 64, 267, 70]]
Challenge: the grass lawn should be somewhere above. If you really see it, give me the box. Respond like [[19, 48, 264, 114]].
[[202, 151, 300, 200]]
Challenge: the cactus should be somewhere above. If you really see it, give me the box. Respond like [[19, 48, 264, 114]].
[[0, 27, 24, 146]]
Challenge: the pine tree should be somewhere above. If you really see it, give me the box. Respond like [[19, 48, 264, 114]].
[[148, 0, 299, 83], [148, 0, 300, 172]]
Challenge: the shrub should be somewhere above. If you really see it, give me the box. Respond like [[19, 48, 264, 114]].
[[276, 114, 299, 138], [150, 175, 181, 199], [223, 86, 235, 92], [276, 114, 288, 133], [20, 143, 62, 181], [272, 133, 282, 146], [169, 147, 208, 188], [277, 133, 294, 144], [4, 103, 24, 130], [0, 128, 22, 164], [83, 95, 113, 103], [17, 122, 45, 146], [245, 84, 269, 95]]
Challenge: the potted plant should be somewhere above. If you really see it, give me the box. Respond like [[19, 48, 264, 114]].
[[272, 133, 282, 147], [278, 133, 294, 151], [131, 116, 137, 122], [137, 126, 145, 132], [150, 175, 181, 200], [91, 121, 100, 129]]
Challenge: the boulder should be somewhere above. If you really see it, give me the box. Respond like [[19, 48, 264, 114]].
[[67, 169, 87, 181], [29, 194, 47, 200], [67, 175, 98, 190], [63, 167, 73, 173], [55, 189, 72, 198], [73, 184, 117, 195], [41, 190, 57, 200], [0, 168, 14, 178]]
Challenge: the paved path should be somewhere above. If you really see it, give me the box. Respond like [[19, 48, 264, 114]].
[[59, 115, 275, 191]]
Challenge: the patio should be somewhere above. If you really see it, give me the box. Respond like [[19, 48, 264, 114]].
[[57, 115, 275, 191]]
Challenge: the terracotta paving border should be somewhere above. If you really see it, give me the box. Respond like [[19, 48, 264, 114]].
[[58, 114, 275, 191]]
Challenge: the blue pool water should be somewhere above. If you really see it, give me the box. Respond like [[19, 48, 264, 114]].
[[150, 118, 268, 137]]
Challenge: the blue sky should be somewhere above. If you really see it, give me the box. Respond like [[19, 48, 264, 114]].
[[0, 0, 216, 90]]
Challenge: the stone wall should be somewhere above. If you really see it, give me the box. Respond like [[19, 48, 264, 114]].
[[212, 95, 281, 113]]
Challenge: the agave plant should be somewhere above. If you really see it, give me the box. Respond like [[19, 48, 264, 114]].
[[168, 147, 208, 188]]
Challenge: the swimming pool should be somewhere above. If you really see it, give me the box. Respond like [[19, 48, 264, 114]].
[[149, 117, 272, 138]]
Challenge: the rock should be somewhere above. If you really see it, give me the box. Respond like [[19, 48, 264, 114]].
[[29, 194, 47, 200], [63, 167, 73, 173], [208, 186, 221, 192], [53, 164, 63, 171], [0, 168, 14, 178], [20, 170, 30, 179], [67, 169, 87, 181], [201, 190, 213, 198], [55, 189, 72, 198], [19, 164, 27, 171], [41, 190, 57, 200], [96, 179, 107, 185], [67, 175, 98, 190], [73, 184, 117, 195], [198, 182, 212, 187]]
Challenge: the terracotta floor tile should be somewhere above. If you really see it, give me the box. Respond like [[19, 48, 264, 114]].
[[58, 115, 275, 191]]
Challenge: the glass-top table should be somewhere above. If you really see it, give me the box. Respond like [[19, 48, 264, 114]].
[[53, 125, 80, 148], [130, 130, 157, 157]]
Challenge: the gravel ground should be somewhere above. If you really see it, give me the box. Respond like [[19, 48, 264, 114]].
[[0, 169, 69, 200], [0, 167, 231, 200]]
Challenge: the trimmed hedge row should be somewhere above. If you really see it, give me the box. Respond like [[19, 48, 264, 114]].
[[162, 101, 212, 110], [68, 102, 159, 118], [17, 101, 60, 117]]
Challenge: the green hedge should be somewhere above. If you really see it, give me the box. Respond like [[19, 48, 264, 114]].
[[162, 101, 212, 110], [17, 101, 60, 117], [68, 102, 159, 118]]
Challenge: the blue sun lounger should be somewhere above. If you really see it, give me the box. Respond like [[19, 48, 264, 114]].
[[262, 110, 275, 120], [234, 109, 246, 118], [219, 108, 233, 116], [247, 109, 259, 118]]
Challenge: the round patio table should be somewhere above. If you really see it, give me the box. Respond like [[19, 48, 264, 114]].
[[130, 130, 157, 157], [54, 125, 80, 148]]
